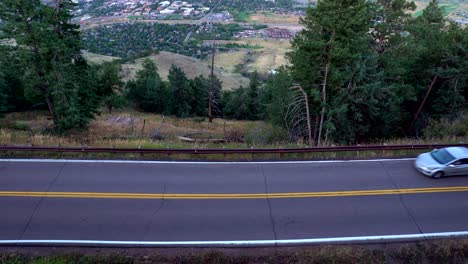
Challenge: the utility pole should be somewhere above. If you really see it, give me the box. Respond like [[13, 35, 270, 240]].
[[209, 41, 215, 123]]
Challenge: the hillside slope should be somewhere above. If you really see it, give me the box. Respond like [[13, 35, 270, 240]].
[[83, 51, 250, 90], [121, 52, 250, 90]]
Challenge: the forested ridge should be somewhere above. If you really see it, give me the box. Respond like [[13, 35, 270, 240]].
[[0, 0, 466, 145]]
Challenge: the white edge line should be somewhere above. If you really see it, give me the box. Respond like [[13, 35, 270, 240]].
[[0, 231, 467, 246], [0, 158, 415, 165]]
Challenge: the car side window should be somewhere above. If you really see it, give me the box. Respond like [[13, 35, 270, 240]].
[[453, 159, 468, 166]]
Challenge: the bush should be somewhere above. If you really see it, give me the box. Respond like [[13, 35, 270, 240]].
[[423, 114, 468, 138], [0, 121, 31, 131], [245, 123, 288, 145]]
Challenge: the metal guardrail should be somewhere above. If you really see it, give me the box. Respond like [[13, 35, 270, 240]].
[[0, 143, 466, 155]]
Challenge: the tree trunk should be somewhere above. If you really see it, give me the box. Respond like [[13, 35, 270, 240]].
[[21, 8, 58, 128], [411, 75, 438, 130], [313, 114, 319, 144], [209, 41, 215, 123], [317, 62, 330, 147]]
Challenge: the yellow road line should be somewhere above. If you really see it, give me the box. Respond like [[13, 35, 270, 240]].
[[0, 186, 468, 199]]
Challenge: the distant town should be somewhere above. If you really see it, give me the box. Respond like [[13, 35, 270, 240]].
[[75, 0, 214, 20]]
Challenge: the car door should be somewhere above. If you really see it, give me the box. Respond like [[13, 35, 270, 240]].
[[457, 158, 468, 175], [447, 159, 468, 176]]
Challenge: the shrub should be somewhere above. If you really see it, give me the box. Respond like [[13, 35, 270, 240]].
[[245, 123, 288, 145], [423, 114, 468, 138]]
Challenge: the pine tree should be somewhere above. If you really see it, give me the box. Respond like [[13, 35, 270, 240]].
[[262, 67, 294, 129], [0, 0, 99, 132], [0, 73, 9, 116], [288, 0, 372, 144], [167, 65, 193, 117], [126, 59, 166, 113], [246, 71, 261, 120], [223, 86, 250, 120], [369, 0, 416, 54], [92, 62, 126, 113], [404, 0, 467, 133], [191, 75, 222, 117]]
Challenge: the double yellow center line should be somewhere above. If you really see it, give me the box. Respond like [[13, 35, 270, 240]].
[[1, 186, 468, 199]]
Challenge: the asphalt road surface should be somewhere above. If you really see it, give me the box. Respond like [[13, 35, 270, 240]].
[[1, 158, 468, 245]]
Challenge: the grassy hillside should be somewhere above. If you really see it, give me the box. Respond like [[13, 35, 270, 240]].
[[413, 1, 466, 17], [123, 52, 251, 90], [215, 39, 292, 78], [83, 50, 250, 90], [82, 51, 118, 64]]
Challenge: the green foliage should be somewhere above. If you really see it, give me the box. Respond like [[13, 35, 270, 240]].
[[223, 72, 262, 121], [83, 22, 247, 59], [126, 59, 167, 113], [191, 75, 223, 118], [284, 0, 467, 144], [167, 65, 194, 117], [92, 61, 126, 113], [0, 0, 101, 133], [0, 121, 31, 131], [103, 94, 127, 113], [223, 87, 250, 120], [262, 67, 294, 128], [0, 73, 10, 117], [423, 114, 468, 138], [401, 0, 467, 132], [245, 123, 288, 145], [230, 10, 251, 22]]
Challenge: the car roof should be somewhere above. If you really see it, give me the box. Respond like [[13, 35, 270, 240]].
[[445, 147, 468, 159]]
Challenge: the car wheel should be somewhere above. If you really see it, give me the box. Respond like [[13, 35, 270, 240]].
[[432, 171, 444, 179]]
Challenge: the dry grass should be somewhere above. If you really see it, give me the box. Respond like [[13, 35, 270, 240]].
[[0, 110, 263, 149], [1, 111, 465, 161], [215, 39, 292, 75], [120, 51, 250, 90], [214, 51, 247, 73], [2, 239, 468, 264], [82, 51, 119, 64]]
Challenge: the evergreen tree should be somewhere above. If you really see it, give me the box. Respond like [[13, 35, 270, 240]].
[[369, 0, 416, 54], [0, 0, 99, 132], [288, 0, 374, 144], [403, 0, 467, 133], [223, 86, 250, 120], [262, 67, 294, 128], [92, 62, 126, 113], [126, 59, 167, 113], [191, 75, 222, 117], [167, 65, 193, 117], [0, 73, 9, 116], [246, 71, 261, 120]]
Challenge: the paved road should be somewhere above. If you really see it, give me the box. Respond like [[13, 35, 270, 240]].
[[1, 159, 468, 245]]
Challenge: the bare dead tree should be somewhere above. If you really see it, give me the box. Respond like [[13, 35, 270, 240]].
[[209, 41, 215, 123], [317, 62, 330, 147], [411, 75, 438, 131], [287, 85, 313, 146], [152, 115, 165, 141]]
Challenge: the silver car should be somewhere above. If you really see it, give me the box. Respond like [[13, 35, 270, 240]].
[[414, 147, 468, 179]]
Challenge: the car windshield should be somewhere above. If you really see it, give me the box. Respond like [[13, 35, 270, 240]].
[[430, 149, 456, 164]]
